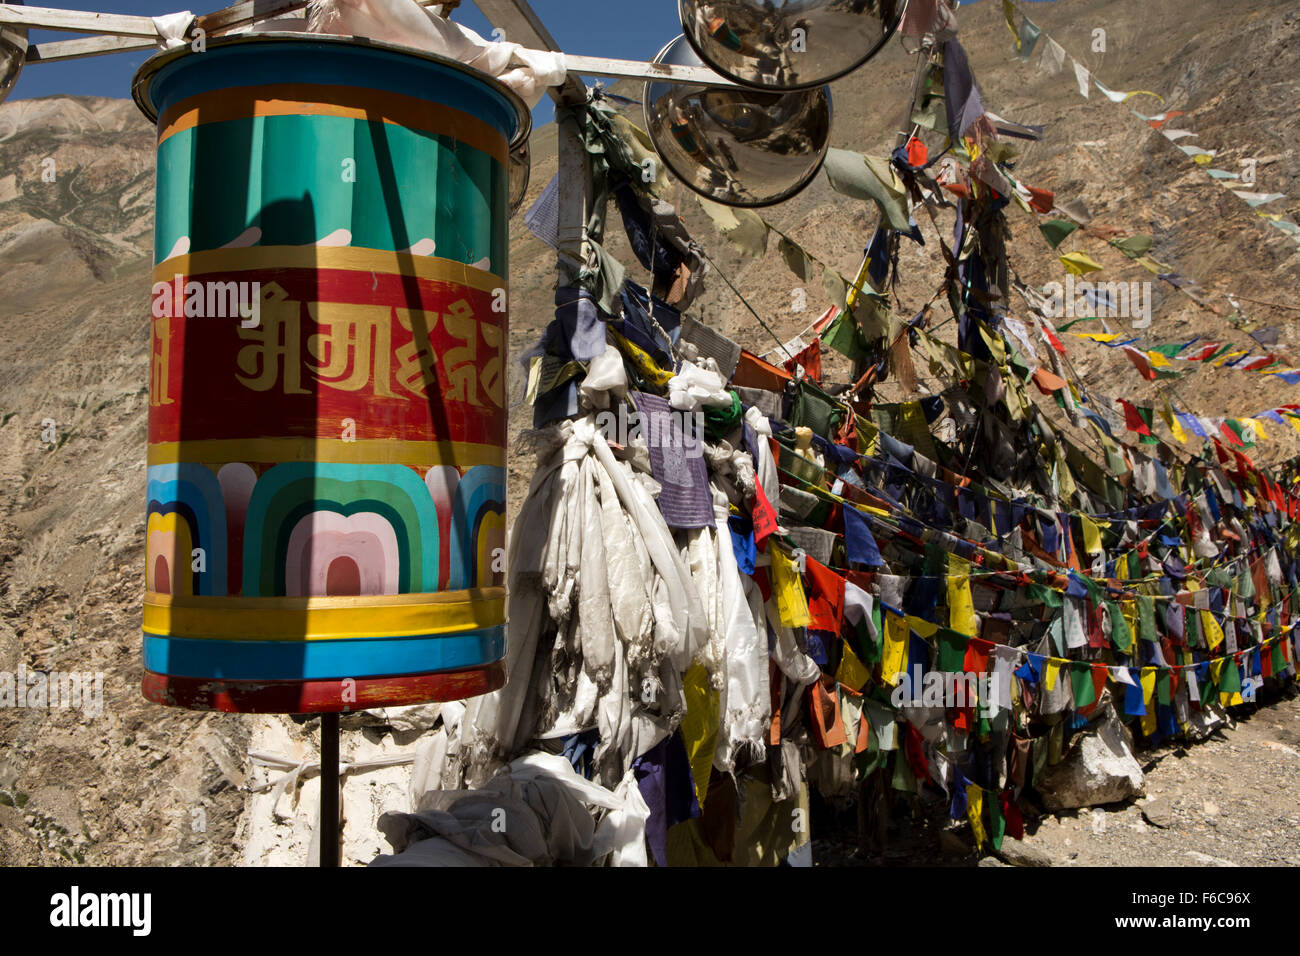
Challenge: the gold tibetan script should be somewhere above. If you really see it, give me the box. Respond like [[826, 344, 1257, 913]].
[[237, 283, 309, 394], [150, 315, 175, 406], [442, 299, 504, 408], [307, 302, 398, 397], [233, 286, 502, 407]]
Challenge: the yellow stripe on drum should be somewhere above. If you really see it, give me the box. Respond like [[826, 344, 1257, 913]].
[[157, 83, 509, 165], [147, 439, 505, 468], [151, 247, 507, 293], [143, 588, 507, 641]]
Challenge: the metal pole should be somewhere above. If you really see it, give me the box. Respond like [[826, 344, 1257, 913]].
[[320, 711, 340, 867]]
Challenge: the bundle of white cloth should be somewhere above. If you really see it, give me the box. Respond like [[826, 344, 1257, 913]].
[[306, 0, 566, 107]]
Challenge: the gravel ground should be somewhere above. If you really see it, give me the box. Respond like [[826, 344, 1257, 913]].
[[813, 685, 1300, 867]]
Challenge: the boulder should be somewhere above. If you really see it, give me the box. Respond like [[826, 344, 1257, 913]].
[[997, 837, 1055, 867], [1183, 704, 1228, 741], [1037, 705, 1145, 810], [1140, 797, 1174, 828]]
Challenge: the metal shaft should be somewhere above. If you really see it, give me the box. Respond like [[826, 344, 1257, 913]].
[[320, 711, 340, 868]]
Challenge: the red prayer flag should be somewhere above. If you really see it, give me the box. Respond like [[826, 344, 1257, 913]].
[[1122, 346, 1157, 381], [1148, 110, 1184, 129], [783, 338, 824, 383], [803, 556, 845, 634], [751, 482, 780, 549], [1118, 398, 1152, 435], [906, 136, 928, 168], [1025, 185, 1055, 214]]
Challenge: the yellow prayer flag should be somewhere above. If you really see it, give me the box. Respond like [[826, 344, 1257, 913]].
[[524, 356, 543, 405], [906, 615, 940, 639], [948, 555, 978, 637], [1002, 0, 1020, 48], [835, 641, 873, 691], [771, 547, 811, 629], [1160, 395, 1187, 443], [1140, 667, 1158, 737], [1044, 659, 1062, 692], [1080, 514, 1103, 555], [881, 608, 910, 687], [966, 785, 987, 850], [680, 663, 720, 810], [1253, 417, 1270, 440], [1122, 601, 1138, 635], [1145, 351, 1171, 368], [1060, 251, 1104, 276], [1201, 609, 1224, 651]]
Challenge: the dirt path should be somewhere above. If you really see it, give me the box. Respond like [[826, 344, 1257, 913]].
[[1015, 689, 1300, 867], [813, 687, 1300, 867]]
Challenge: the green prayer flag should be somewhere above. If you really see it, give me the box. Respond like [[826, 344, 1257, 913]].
[[1069, 662, 1096, 708], [820, 304, 871, 359], [853, 612, 881, 665], [891, 748, 916, 793], [1157, 670, 1171, 706], [1136, 406, 1160, 446], [1106, 600, 1132, 652], [1200, 669, 1218, 706], [1111, 234, 1154, 258], [1026, 582, 1063, 609], [938, 629, 968, 672], [987, 792, 1006, 852], [1039, 219, 1080, 248], [1219, 656, 1242, 695], [1146, 342, 1187, 358], [1138, 595, 1157, 642]]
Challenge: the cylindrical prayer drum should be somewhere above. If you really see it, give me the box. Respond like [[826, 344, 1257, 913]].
[[133, 34, 528, 713]]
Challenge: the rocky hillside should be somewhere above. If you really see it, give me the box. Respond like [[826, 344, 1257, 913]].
[[2, 0, 1299, 865]]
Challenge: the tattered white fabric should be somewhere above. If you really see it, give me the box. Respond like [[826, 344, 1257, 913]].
[[458, 408, 709, 789], [307, 0, 567, 107], [667, 358, 734, 411], [371, 753, 650, 867], [152, 11, 195, 49], [1072, 58, 1091, 98]]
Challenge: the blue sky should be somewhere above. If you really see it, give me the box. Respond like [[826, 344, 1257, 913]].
[[10, 0, 684, 125]]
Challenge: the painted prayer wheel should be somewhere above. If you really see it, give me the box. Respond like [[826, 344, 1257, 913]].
[[132, 34, 528, 713]]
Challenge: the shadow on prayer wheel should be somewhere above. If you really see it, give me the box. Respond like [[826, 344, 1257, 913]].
[[132, 33, 529, 713]]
